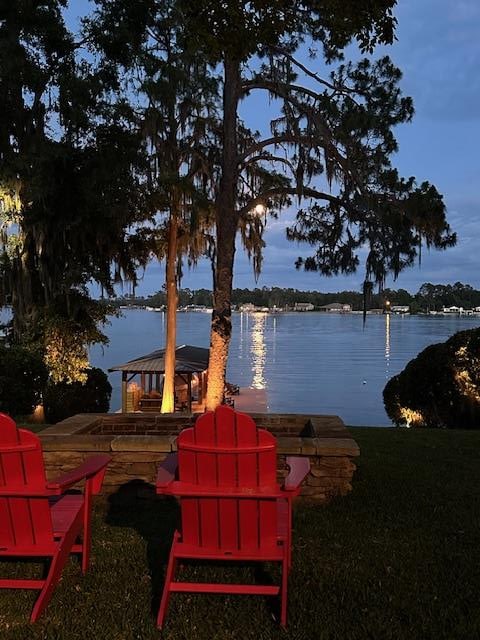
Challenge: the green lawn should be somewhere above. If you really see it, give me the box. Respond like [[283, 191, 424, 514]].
[[17, 423, 48, 434], [1, 428, 479, 639], [16, 418, 49, 434]]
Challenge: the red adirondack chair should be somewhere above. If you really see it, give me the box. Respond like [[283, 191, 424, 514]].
[[0, 413, 111, 622], [156, 405, 310, 628]]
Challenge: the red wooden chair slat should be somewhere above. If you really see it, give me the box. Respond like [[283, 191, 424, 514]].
[[216, 407, 238, 549], [194, 411, 220, 549], [236, 412, 261, 552], [178, 429, 200, 547], [257, 429, 278, 548], [156, 405, 310, 629], [22, 431, 53, 546], [0, 413, 110, 622]]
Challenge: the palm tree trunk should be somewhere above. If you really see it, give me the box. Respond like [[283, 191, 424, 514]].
[[161, 209, 179, 413], [206, 57, 240, 411]]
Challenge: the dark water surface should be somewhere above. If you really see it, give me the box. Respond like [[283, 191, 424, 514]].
[[89, 310, 480, 426]]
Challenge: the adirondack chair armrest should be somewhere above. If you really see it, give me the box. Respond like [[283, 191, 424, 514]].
[[282, 456, 310, 493], [46, 454, 111, 495], [156, 453, 178, 492]]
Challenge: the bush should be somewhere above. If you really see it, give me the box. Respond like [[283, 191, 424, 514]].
[[383, 328, 480, 428], [43, 367, 112, 424], [0, 345, 48, 416]]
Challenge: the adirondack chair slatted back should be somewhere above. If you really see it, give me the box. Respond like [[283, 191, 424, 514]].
[[177, 406, 278, 551], [0, 414, 53, 549]]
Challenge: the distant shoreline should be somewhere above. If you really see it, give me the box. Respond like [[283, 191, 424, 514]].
[[117, 305, 480, 317]]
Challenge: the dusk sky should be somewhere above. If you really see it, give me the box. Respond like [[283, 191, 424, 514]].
[[69, 1, 480, 296]]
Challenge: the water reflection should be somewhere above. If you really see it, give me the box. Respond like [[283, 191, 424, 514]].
[[385, 313, 390, 378], [272, 316, 277, 363], [92, 310, 480, 426], [251, 313, 267, 389], [239, 311, 247, 360]]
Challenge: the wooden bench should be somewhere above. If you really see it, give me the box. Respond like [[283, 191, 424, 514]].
[[138, 398, 163, 412]]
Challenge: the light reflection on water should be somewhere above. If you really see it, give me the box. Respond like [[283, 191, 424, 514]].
[[250, 312, 267, 389], [89, 311, 480, 426], [385, 313, 391, 380]]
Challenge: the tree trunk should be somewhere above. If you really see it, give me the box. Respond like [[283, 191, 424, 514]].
[[161, 210, 179, 413], [205, 57, 240, 411], [11, 234, 43, 343]]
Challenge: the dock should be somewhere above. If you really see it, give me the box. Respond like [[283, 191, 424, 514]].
[[233, 387, 268, 413]]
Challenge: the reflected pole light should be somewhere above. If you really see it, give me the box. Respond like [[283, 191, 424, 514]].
[[385, 313, 391, 379], [251, 313, 267, 390]]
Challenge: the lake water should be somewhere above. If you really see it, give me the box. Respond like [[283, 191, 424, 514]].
[[89, 310, 480, 426]]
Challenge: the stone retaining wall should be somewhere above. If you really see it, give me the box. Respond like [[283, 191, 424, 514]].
[[40, 412, 359, 503]]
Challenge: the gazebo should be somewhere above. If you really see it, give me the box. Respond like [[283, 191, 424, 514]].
[[109, 345, 209, 413]]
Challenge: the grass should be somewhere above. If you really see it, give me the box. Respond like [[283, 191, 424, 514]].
[[15, 417, 49, 434], [17, 423, 48, 433], [1, 428, 480, 639]]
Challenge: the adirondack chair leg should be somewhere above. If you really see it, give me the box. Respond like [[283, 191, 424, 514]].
[[30, 543, 73, 620], [81, 485, 92, 574], [157, 539, 178, 629], [280, 549, 288, 628], [30, 555, 64, 623], [287, 499, 292, 572], [30, 509, 83, 622], [81, 534, 91, 575]]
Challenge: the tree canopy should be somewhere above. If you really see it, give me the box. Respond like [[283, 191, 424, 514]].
[[0, 1, 457, 403], [0, 0, 154, 379], [168, 0, 455, 407]]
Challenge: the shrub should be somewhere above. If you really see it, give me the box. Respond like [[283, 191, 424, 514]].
[[43, 367, 112, 424], [0, 345, 48, 416], [384, 328, 480, 428]]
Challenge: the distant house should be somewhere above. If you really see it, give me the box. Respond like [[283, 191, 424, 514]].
[[391, 305, 410, 314], [294, 302, 315, 312], [442, 306, 463, 313], [318, 302, 351, 313], [239, 303, 256, 312]]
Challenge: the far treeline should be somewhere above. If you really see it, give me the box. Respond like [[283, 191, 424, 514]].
[[116, 282, 480, 313]]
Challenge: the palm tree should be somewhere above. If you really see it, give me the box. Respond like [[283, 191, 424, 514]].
[[88, 0, 221, 412]]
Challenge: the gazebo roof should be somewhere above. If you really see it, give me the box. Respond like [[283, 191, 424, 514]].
[[108, 344, 209, 374]]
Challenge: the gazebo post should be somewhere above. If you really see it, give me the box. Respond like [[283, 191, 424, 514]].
[[195, 373, 200, 403], [197, 372, 203, 403], [187, 374, 192, 413], [121, 372, 127, 413]]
